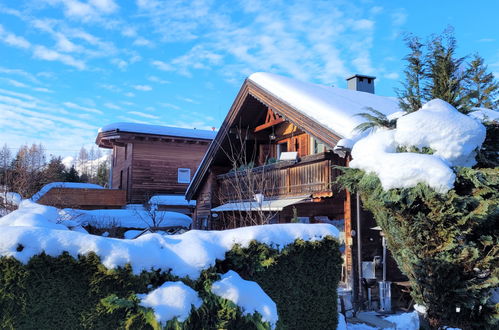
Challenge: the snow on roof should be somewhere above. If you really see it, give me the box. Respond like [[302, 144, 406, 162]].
[[31, 182, 103, 202], [248, 72, 401, 140], [138, 281, 203, 324], [0, 200, 339, 278], [211, 270, 278, 328], [99, 122, 216, 140], [61, 208, 192, 229], [350, 99, 486, 193], [149, 195, 196, 207]]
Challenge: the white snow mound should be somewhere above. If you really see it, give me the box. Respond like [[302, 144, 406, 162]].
[[350, 99, 486, 193], [0, 202, 338, 279], [138, 281, 202, 324], [211, 270, 278, 328]]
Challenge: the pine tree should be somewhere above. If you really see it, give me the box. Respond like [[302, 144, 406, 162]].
[[397, 35, 425, 113], [96, 162, 109, 187], [43, 156, 66, 184], [64, 165, 80, 182], [423, 28, 469, 112], [463, 54, 499, 109]]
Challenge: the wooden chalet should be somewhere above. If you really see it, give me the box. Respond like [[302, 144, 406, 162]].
[[185, 72, 407, 305], [96, 123, 215, 206]]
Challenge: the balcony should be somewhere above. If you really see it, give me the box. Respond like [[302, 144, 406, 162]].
[[216, 152, 338, 203]]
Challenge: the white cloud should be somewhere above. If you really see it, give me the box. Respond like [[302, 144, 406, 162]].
[[159, 102, 180, 110], [121, 26, 137, 37], [151, 60, 174, 71], [33, 45, 86, 69], [133, 37, 153, 47], [33, 87, 54, 93], [63, 101, 103, 114], [0, 24, 31, 49], [104, 102, 121, 110], [0, 67, 40, 83], [391, 10, 407, 26], [133, 84, 152, 91], [111, 58, 128, 70], [124, 92, 135, 97], [4, 78, 29, 88], [384, 72, 399, 80], [128, 111, 159, 119], [177, 96, 199, 104], [148, 75, 170, 84]]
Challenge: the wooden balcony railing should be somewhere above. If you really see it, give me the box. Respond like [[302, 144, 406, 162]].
[[216, 152, 336, 203]]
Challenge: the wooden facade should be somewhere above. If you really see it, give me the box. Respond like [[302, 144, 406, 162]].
[[185, 76, 407, 304], [97, 127, 213, 205], [37, 188, 126, 210]]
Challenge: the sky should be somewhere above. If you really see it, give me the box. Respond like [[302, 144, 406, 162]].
[[0, 0, 498, 158]]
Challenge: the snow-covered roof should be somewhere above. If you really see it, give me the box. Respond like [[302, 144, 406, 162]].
[[149, 195, 196, 207], [31, 182, 103, 202], [99, 122, 216, 140], [248, 72, 401, 139]]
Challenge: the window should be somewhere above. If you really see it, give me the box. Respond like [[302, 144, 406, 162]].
[[277, 141, 288, 159], [178, 168, 191, 183], [311, 137, 326, 154]]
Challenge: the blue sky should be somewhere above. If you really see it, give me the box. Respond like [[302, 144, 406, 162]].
[[0, 0, 498, 158]]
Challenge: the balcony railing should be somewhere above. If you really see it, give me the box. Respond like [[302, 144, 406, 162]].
[[216, 152, 336, 203]]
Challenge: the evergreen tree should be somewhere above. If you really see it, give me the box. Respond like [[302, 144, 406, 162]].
[[96, 162, 109, 187], [397, 35, 425, 113], [64, 165, 80, 182], [463, 54, 499, 109], [423, 28, 468, 112], [42, 156, 66, 184]]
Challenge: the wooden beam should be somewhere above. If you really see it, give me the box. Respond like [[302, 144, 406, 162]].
[[254, 117, 284, 132]]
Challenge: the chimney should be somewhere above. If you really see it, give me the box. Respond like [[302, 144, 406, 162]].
[[346, 74, 376, 94]]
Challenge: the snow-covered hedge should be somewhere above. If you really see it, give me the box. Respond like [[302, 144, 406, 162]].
[[0, 204, 341, 329], [338, 99, 498, 329]]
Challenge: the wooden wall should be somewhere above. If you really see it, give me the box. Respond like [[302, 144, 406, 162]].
[[37, 188, 126, 209], [127, 140, 209, 204]]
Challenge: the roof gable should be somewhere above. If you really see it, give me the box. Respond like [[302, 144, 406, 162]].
[[186, 72, 401, 200]]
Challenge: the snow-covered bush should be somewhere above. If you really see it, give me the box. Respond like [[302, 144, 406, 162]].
[[338, 100, 498, 329], [0, 224, 341, 329]]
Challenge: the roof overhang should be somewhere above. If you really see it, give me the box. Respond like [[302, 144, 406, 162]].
[[185, 78, 343, 201], [211, 197, 307, 212]]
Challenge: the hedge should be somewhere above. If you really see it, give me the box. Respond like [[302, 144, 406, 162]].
[[0, 236, 341, 329]]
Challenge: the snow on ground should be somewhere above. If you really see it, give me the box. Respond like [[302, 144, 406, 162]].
[[31, 182, 104, 202], [2, 192, 22, 206], [99, 122, 216, 140], [248, 72, 400, 140], [149, 195, 196, 206], [138, 281, 203, 324], [211, 270, 278, 328], [384, 311, 419, 329], [350, 99, 486, 193], [124, 229, 143, 239], [61, 208, 192, 229], [0, 201, 338, 278]]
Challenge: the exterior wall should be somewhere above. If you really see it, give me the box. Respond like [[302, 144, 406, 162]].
[[192, 171, 217, 229], [111, 143, 132, 194], [37, 188, 126, 209], [128, 141, 209, 204]]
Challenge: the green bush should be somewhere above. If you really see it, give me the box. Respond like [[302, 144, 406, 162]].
[[0, 236, 341, 329], [218, 237, 342, 330], [338, 166, 498, 329]]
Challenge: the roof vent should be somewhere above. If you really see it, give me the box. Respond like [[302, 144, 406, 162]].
[[346, 74, 376, 94]]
